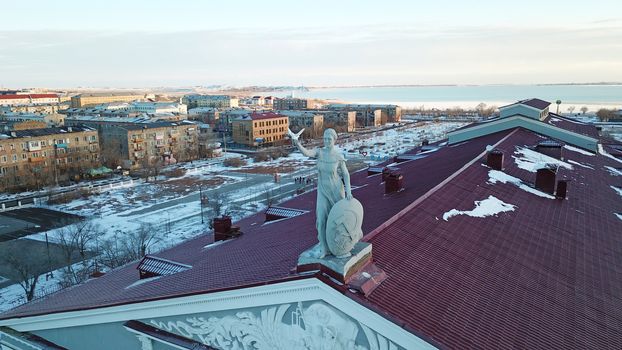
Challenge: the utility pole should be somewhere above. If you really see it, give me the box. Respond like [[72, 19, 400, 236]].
[[199, 184, 204, 224], [45, 231, 53, 279]]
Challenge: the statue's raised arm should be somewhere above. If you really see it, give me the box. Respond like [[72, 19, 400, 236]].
[[288, 128, 316, 158]]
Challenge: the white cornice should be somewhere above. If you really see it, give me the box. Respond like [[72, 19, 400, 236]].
[[0, 278, 436, 350]]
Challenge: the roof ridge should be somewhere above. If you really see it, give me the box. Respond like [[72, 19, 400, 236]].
[[362, 128, 519, 242]]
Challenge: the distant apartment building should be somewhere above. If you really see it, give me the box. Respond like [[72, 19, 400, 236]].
[[273, 98, 309, 110], [218, 109, 253, 132], [278, 110, 324, 139], [0, 119, 47, 132], [100, 121, 199, 169], [198, 124, 222, 158], [182, 95, 239, 109], [231, 112, 288, 147], [0, 126, 100, 191], [70, 94, 144, 108], [0, 113, 65, 127], [0, 94, 60, 106], [188, 107, 220, 124], [313, 110, 357, 132], [9, 104, 60, 115], [129, 102, 187, 115], [263, 96, 275, 107], [327, 104, 402, 124]]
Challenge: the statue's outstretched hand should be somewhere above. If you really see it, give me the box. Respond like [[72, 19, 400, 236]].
[[287, 128, 304, 143], [345, 189, 353, 200]]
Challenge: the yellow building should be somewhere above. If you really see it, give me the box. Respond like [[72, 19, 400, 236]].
[[71, 94, 144, 108], [0, 126, 100, 191], [231, 112, 288, 147]]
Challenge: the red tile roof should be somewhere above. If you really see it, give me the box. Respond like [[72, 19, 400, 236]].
[[364, 128, 622, 349], [0, 131, 509, 320], [0, 94, 59, 100], [545, 113, 600, 139], [3, 120, 622, 349], [519, 98, 551, 110]]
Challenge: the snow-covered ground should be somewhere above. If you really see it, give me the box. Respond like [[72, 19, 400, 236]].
[[0, 121, 467, 312]]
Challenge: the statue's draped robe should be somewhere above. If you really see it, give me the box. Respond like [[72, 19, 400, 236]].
[[315, 148, 346, 251]]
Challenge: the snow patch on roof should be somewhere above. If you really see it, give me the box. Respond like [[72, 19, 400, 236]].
[[568, 159, 594, 169], [615, 213, 622, 221], [487, 169, 556, 199], [611, 186, 622, 197], [598, 144, 622, 164], [605, 166, 622, 176], [563, 145, 595, 156], [513, 147, 573, 172], [442, 195, 516, 221]]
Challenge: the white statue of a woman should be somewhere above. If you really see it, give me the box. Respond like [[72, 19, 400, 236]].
[[289, 128, 355, 259]]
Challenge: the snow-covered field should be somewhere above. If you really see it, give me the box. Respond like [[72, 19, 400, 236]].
[[0, 121, 467, 312]]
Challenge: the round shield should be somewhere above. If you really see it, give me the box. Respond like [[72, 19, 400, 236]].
[[325, 198, 364, 257]]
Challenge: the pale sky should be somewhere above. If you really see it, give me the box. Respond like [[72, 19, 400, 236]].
[[1, 0, 621, 88]]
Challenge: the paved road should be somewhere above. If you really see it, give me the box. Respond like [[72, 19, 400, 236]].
[[0, 208, 82, 242]]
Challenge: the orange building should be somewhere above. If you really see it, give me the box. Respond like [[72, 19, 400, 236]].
[[231, 112, 289, 146]]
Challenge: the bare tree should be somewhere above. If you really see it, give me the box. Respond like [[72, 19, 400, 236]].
[[475, 103, 487, 117], [124, 222, 162, 259], [567, 106, 576, 114], [0, 250, 46, 301], [56, 220, 100, 286], [596, 108, 617, 122], [206, 191, 232, 229], [98, 223, 164, 270], [580, 106, 589, 115]]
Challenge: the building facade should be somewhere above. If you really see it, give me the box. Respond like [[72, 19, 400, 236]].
[[99, 121, 199, 169], [0, 113, 65, 127], [70, 94, 144, 108], [129, 102, 187, 115], [0, 126, 100, 191], [327, 104, 402, 124], [0, 94, 60, 106], [8, 104, 60, 115], [311, 110, 356, 132], [278, 110, 324, 139], [273, 98, 308, 110], [231, 112, 288, 146], [188, 107, 220, 124], [182, 95, 239, 109]]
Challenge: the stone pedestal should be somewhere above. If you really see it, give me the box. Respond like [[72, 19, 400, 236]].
[[297, 242, 372, 282]]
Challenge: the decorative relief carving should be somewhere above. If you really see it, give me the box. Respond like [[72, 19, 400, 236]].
[[150, 302, 399, 350], [136, 335, 153, 350]]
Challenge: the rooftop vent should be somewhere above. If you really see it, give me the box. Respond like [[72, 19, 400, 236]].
[[535, 164, 557, 194], [536, 139, 563, 159], [486, 149, 504, 170], [137, 255, 191, 279], [213, 216, 241, 241], [367, 166, 384, 176], [556, 179, 569, 199], [265, 206, 306, 222], [395, 154, 427, 163], [385, 171, 404, 194]]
